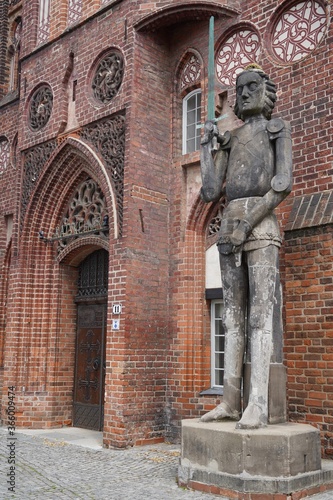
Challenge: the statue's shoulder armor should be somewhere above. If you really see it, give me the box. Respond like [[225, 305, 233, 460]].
[[266, 118, 291, 139]]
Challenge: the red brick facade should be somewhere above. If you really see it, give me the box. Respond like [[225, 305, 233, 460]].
[[0, 0, 332, 456]]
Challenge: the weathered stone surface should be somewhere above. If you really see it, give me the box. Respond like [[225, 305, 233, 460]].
[[181, 419, 321, 477], [179, 419, 333, 495], [200, 67, 293, 429]]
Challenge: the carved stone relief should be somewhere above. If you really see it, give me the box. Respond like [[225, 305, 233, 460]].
[[29, 85, 53, 130], [92, 51, 124, 103]]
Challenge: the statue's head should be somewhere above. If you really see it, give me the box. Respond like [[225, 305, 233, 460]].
[[234, 65, 277, 121]]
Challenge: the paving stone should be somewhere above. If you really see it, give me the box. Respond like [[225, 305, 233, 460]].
[[0, 428, 331, 499]]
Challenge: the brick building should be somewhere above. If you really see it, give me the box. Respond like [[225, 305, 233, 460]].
[[0, 0, 332, 456]]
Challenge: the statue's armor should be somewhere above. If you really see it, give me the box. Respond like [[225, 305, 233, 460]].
[[218, 119, 287, 253], [226, 120, 274, 200]]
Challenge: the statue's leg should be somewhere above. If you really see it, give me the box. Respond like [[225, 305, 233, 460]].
[[200, 253, 246, 422], [236, 246, 279, 430]]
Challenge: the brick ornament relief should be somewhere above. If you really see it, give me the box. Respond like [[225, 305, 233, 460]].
[[79, 114, 126, 232], [92, 51, 124, 103], [271, 0, 327, 63], [22, 115, 125, 233], [21, 140, 58, 225], [29, 85, 53, 131], [68, 0, 82, 25]]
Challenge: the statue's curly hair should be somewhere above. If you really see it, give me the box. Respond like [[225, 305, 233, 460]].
[[234, 66, 277, 121]]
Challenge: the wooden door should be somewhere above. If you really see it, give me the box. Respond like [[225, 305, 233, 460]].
[[73, 303, 106, 430]]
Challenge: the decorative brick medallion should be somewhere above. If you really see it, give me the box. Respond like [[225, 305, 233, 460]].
[[29, 85, 53, 131], [92, 51, 124, 103]]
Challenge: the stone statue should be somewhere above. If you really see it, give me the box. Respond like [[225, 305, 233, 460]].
[[200, 66, 292, 429]]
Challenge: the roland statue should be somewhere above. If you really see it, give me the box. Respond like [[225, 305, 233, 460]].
[[200, 65, 292, 429]]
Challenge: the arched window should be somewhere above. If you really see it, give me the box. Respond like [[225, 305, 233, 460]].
[[182, 89, 201, 155], [8, 18, 21, 92]]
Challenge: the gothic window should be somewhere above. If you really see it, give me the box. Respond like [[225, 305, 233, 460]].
[[180, 53, 202, 92], [28, 84, 53, 131], [91, 50, 124, 104], [216, 29, 261, 87], [68, 0, 82, 26], [271, 0, 327, 63], [37, 0, 50, 45], [0, 137, 10, 175], [182, 89, 202, 155], [8, 18, 21, 92]]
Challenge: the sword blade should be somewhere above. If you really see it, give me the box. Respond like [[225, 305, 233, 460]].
[[208, 16, 215, 121]]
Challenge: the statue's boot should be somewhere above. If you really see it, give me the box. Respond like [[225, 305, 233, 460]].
[[236, 329, 272, 430], [200, 377, 241, 422]]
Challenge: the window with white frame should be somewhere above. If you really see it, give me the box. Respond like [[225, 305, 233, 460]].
[[182, 89, 201, 155], [211, 300, 225, 387]]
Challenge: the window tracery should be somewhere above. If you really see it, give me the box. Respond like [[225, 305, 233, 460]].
[[180, 53, 202, 92], [55, 178, 108, 252], [271, 0, 327, 63], [8, 18, 21, 92], [0, 137, 10, 175], [216, 30, 261, 87]]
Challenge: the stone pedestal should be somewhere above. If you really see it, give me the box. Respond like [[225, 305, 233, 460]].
[[179, 419, 333, 497]]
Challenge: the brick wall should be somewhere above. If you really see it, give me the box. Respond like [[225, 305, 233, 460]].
[[284, 225, 333, 458], [0, 0, 332, 453]]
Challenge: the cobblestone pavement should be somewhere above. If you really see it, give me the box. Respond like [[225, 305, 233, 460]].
[[0, 427, 332, 500]]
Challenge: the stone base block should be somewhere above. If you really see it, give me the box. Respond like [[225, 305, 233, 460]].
[[178, 419, 333, 496]]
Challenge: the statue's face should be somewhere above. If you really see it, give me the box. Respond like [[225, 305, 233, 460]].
[[236, 71, 265, 119]]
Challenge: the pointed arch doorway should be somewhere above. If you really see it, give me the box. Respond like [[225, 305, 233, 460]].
[[73, 249, 108, 431]]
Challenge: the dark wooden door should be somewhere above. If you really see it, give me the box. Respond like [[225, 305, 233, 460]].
[[73, 303, 106, 430]]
